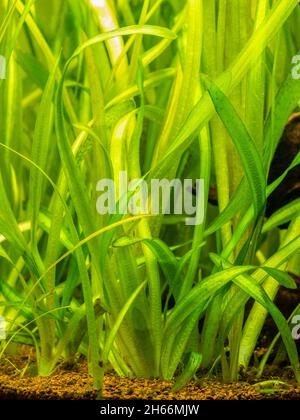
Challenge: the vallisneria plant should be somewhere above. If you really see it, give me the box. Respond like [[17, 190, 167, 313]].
[[0, 0, 300, 394]]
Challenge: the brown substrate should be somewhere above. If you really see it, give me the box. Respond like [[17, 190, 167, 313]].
[[0, 353, 300, 400]]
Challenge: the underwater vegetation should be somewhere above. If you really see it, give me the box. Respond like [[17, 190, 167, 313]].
[[0, 0, 300, 395]]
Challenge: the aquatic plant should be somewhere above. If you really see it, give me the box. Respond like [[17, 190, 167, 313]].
[[0, 0, 299, 392]]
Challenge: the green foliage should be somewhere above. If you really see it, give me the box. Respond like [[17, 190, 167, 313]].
[[0, 0, 299, 392]]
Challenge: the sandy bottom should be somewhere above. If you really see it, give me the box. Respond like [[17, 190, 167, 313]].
[[0, 353, 300, 400]]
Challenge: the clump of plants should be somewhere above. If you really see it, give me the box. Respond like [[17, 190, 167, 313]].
[[0, 0, 300, 395]]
